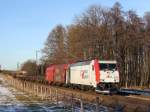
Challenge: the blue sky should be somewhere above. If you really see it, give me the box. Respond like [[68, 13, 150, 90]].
[[0, 0, 150, 70]]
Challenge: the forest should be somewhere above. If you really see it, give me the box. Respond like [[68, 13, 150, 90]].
[[22, 2, 150, 88]]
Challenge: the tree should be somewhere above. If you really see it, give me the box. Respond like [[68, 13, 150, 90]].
[[21, 60, 37, 76], [41, 2, 150, 88], [42, 25, 67, 64], [144, 12, 150, 31]]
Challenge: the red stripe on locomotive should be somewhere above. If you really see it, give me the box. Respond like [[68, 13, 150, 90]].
[[94, 59, 100, 84]]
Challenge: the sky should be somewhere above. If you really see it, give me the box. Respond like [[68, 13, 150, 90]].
[[0, 0, 150, 70]]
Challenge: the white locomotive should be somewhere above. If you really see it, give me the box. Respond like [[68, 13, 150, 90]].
[[66, 59, 119, 93]]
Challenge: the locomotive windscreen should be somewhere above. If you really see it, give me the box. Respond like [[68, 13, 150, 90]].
[[99, 63, 117, 70]]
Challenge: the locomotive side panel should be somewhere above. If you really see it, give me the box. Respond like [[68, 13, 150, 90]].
[[69, 61, 93, 86]]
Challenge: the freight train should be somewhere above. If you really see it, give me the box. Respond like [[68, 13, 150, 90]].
[[46, 59, 119, 94]]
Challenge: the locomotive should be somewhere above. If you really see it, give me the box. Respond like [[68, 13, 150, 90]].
[[46, 59, 119, 94]]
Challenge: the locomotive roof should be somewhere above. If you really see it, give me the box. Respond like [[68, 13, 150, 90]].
[[99, 60, 117, 63], [70, 60, 117, 67], [70, 60, 91, 67]]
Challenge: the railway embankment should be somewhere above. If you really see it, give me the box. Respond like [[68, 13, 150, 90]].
[[3, 74, 150, 112]]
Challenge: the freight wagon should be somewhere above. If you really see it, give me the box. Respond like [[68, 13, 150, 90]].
[[46, 64, 68, 85]]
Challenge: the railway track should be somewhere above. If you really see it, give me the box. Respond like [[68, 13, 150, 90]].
[[119, 88, 150, 96]]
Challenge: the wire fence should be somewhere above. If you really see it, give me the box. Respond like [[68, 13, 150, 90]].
[[3, 75, 150, 112]]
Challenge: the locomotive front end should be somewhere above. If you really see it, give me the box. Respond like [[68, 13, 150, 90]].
[[99, 61, 119, 83], [95, 60, 120, 94]]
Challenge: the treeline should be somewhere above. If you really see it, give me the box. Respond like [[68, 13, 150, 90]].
[[41, 2, 150, 88]]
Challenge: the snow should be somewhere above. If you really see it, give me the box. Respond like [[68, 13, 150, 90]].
[[0, 74, 108, 112]]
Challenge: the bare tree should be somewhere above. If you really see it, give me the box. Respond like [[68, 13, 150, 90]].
[[21, 60, 37, 76], [41, 2, 150, 88], [42, 25, 67, 64]]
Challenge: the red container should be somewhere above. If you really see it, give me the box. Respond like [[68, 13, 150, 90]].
[[46, 64, 68, 84], [46, 65, 55, 83]]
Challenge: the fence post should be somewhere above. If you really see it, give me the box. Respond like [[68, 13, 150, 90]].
[[71, 93, 74, 112], [96, 97, 99, 112], [80, 97, 84, 112], [41, 86, 44, 100], [63, 92, 66, 107], [56, 89, 58, 104], [45, 87, 47, 100]]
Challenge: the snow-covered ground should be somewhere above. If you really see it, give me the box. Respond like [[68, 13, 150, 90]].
[[0, 75, 70, 112], [0, 75, 26, 112], [0, 74, 108, 112]]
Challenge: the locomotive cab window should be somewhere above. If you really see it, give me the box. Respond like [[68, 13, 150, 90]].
[[99, 63, 117, 70], [109, 64, 117, 70]]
